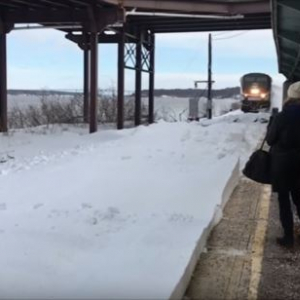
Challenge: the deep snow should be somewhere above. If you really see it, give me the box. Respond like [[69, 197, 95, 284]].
[[0, 110, 268, 299]]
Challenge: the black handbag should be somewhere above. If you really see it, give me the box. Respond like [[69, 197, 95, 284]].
[[242, 136, 271, 184]]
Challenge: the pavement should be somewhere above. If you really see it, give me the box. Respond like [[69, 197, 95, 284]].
[[184, 177, 300, 300], [257, 192, 300, 300]]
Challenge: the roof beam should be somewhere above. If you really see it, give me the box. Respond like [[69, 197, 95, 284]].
[[103, 0, 270, 14], [2, 7, 124, 26], [281, 64, 300, 77], [128, 15, 270, 26], [0, 1, 22, 9], [152, 24, 270, 33], [278, 30, 300, 46], [65, 32, 137, 46], [144, 20, 270, 31], [3, 9, 90, 23], [9, 0, 47, 9], [281, 48, 299, 60], [277, 0, 300, 13], [38, 0, 70, 8]]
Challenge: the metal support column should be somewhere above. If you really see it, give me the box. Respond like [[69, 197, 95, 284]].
[[89, 32, 98, 133], [0, 32, 7, 132], [83, 34, 90, 123], [135, 30, 142, 126], [148, 33, 155, 124], [207, 33, 213, 119], [117, 27, 125, 130]]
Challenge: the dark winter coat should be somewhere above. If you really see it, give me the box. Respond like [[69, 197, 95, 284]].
[[266, 101, 300, 192]]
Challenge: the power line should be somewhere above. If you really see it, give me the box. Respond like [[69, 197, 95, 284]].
[[213, 31, 249, 41], [212, 31, 235, 37]]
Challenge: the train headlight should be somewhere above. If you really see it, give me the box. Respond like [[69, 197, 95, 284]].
[[250, 87, 260, 95], [261, 93, 266, 99]]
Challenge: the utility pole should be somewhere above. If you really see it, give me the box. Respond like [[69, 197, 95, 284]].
[[207, 33, 213, 119], [190, 34, 214, 121]]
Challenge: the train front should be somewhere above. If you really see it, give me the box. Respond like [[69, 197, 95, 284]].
[[241, 73, 272, 112]]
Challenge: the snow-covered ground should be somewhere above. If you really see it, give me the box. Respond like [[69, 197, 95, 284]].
[[1, 84, 282, 299], [8, 94, 238, 123], [7, 94, 73, 111], [0, 107, 268, 299], [150, 96, 239, 121]]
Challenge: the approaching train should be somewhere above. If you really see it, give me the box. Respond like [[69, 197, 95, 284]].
[[240, 73, 272, 112]]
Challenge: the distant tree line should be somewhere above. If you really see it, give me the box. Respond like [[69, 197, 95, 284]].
[[8, 89, 80, 96], [8, 87, 241, 99], [140, 87, 240, 98]]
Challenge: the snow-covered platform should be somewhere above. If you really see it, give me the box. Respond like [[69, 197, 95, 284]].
[[0, 112, 268, 299]]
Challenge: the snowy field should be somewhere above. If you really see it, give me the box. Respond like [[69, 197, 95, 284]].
[[0, 109, 269, 299], [8, 94, 73, 111], [8, 93, 239, 122], [148, 96, 239, 121]]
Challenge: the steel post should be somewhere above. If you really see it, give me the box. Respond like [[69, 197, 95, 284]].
[[83, 35, 90, 123], [117, 27, 125, 130], [89, 32, 98, 133], [149, 33, 155, 124], [207, 33, 212, 119], [135, 30, 142, 126], [0, 32, 7, 132]]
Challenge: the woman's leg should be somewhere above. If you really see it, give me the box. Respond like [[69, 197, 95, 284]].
[[277, 190, 294, 239], [290, 182, 300, 219]]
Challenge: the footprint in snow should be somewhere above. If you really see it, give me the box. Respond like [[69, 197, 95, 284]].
[[121, 156, 132, 160], [217, 153, 226, 159], [169, 213, 194, 223], [33, 203, 44, 210], [88, 217, 98, 225], [81, 203, 93, 209], [0, 203, 7, 211]]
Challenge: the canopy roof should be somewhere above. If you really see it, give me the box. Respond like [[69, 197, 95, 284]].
[[272, 0, 300, 82], [0, 0, 271, 33]]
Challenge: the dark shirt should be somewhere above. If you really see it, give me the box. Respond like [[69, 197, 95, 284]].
[[267, 103, 300, 152]]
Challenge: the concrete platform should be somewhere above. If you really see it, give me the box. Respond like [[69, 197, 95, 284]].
[[184, 178, 270, 300], [184, 177, 300, 300], [257, 192, 300, 300]]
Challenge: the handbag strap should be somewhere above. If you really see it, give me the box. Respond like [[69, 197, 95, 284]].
[[259, 135, 267, 150]]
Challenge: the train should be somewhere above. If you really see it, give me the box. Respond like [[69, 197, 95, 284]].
[[240, 73, 272, 113]]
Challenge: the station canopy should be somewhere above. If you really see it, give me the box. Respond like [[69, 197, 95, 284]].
[[272, 0, 300, 82], [0, 0, 271, 33]]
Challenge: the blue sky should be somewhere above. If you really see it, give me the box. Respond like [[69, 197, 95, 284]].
[[7, 28, 284, 91]]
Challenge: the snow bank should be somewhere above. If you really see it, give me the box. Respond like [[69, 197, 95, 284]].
[[171, 159, 240, 300], [0, 112, 267, 299]]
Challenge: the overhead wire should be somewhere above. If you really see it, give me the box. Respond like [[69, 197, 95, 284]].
[[180, 30, 248, 99], [213, 30, 250, 41]]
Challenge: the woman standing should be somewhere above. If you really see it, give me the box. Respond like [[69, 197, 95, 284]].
[[267, 81, 300, 247]]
